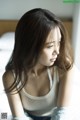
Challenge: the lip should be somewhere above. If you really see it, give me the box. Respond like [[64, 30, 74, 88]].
[[50, 58, 56, 62], [50, 56, 57, 62]]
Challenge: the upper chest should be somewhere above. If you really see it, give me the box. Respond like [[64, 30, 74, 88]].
[[23, 67, 58, 97]]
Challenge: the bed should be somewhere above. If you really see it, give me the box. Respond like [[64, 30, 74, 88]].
[[0, 20, 18, 119], [0, 20, 73, 119]]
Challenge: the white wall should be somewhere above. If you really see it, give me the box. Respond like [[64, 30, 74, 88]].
[[72, 4, 80, 70], [0, 0, 74, 20]]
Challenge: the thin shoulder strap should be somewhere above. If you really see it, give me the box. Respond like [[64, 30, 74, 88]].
[[47, 66, 59, 89], [54, 66, 59, 83], [47, 68, 53, 89]]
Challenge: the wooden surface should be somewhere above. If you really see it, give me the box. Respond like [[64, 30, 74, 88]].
[[63, 21, 73, 39], [0, 20, 72, 38], [0, 20, 18, 36]]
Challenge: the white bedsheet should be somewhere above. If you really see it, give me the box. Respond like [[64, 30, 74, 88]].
[[0, 32, 14, 119]]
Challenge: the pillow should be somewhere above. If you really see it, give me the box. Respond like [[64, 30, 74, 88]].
[[0, 32, 15, 50], [0, 50, 12, 70]]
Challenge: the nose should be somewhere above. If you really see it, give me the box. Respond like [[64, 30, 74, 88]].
[[52, 45, 59, 55]]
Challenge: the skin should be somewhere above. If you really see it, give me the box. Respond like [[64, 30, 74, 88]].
[[38, 27, 61, 67], [2, 27, 80, 119], [24, 27, 61, 97]]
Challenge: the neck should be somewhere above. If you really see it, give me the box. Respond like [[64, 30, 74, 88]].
[[31, 63, 47, 77]]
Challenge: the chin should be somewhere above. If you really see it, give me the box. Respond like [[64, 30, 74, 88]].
[[46, 62, 54, 67], [50, 63, 54, 66]]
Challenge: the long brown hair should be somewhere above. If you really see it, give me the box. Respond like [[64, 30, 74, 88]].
[[5, 8, 74, 93]]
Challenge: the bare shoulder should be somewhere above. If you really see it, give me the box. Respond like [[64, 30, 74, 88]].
[[3, 71, 25, 117], [66, 64, 80, 77], [2, 70, 14, 89], [68, 64, 80, 72], [58, 64, 80, 82]]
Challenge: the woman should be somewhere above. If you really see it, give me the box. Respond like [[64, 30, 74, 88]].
[[2, 8, 80, 120]]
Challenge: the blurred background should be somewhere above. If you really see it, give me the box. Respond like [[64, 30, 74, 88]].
[[0, 0, 80, 119]]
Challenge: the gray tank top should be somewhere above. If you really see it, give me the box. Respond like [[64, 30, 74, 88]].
[[20, 66, 59, 116]]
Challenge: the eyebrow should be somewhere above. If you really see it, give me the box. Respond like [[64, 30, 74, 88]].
[[45, 39, 61, 45], [45, 41, 54, 45]]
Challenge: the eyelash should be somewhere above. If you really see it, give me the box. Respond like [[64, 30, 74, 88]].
[[47, 45, 54, 48], [46, 42, 60, 49]]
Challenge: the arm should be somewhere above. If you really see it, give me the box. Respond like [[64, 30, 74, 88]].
[[2, 71, 32, 120], [57, 64, 80, 106], [52, 64, 80, 120]]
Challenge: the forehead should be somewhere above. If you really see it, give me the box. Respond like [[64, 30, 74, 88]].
[[46, 27, 61, 43]]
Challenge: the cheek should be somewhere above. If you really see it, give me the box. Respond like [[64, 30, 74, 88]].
[[39, 50, 51, 63], [41, 50, 50, 60], [38, 49, 55, 66]]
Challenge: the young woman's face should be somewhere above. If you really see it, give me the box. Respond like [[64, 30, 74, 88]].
[[38, 27, 61, 67]]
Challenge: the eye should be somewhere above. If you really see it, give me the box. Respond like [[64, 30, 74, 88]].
[[46, 45, 53, 48]]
